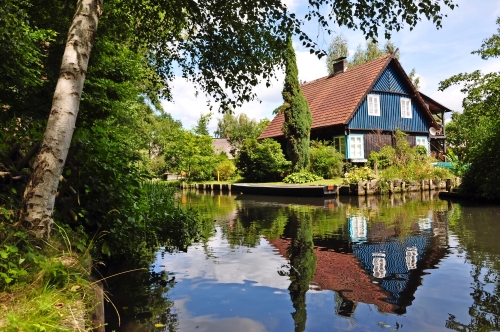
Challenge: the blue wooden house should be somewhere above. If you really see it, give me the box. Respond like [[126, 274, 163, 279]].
[[259, 54, 451, 162]]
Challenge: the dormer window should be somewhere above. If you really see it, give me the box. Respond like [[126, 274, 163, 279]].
[[367, 94, 380, 116], [401, 97, 412, 118]]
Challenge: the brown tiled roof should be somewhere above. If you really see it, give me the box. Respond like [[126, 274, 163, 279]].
[[259, 54, 392, 139]]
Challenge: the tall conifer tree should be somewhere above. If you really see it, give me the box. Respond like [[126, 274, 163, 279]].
[[281, 36, 312, 171]]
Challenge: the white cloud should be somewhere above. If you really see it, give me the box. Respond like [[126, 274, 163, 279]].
[[157, 226, 290, 290], [295, 50, 328, 82], [282, 0, 298, 11]]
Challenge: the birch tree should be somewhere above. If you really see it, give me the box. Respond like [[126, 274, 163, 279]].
[[20, 0, 103, 237]]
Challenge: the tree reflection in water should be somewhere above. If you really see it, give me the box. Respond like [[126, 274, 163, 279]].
[[285, 209, 317, 332], [446, 204, 500, 331]]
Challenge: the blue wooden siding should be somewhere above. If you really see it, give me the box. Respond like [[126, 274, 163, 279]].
[[372, 64, 409, 93], [352, 234, 431, 305], [348, 92, 428, 132]]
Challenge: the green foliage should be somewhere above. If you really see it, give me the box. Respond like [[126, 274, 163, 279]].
[[193, 112, 213, 136], [283, 171, 323, 184], [365, 129, 454, 183], [408, 68, 421, 90], [378, 163, 453, 183], [214, 112, 270, 150], [343, 167, 376, 184], [351, 39, 393, 67], [447, 148, 469, 177], [309, 141, 344, 178], [236, 139, 291, 182], [0, 0, 56, 99], [215, 160, 236, 181], [439, 17, 500, 199], [368, 130, 429, 169], [326, 34, 349, 73], [281, 36, 312, 172], [368, 145, 395, 169]]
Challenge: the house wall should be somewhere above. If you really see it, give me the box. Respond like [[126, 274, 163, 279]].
[[348, 92, 429, 132], [348, 64, 430, 133], [349, 130, 420, 160], [372, 64, 408, 93]]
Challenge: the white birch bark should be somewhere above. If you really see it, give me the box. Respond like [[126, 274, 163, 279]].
[[21, 0, 103, 237]]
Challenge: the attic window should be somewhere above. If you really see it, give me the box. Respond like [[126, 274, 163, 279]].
[[367, 94, 380, 116], [401, 97, 412, 118]]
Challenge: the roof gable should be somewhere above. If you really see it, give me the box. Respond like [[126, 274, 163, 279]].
[[372, 63, 410, 94]]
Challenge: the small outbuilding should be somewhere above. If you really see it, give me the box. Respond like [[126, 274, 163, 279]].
[[212, 138, 235, 159]]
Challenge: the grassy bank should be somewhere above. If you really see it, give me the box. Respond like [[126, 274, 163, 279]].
[[0, 224, 97, 331]]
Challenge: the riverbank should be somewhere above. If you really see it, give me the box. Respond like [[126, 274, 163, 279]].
[[0, 225, 101, 330]]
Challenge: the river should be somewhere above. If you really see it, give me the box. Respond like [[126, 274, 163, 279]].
[[105, 191, 500, 331]]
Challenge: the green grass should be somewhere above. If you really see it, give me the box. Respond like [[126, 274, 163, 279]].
[[0, 225, 97, 331]]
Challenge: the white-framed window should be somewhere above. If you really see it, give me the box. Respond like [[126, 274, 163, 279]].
[[401, 97, 412, 118], [348, 134, 364, 159], [416, 136, 429, 154], [367, 94, 380, 116], [333, 136, 346, 155]]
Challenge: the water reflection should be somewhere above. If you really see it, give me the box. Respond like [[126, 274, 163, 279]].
[[285, 209, 317, 332], [445, 204, 500, 331], [107, 191, 500, 331]]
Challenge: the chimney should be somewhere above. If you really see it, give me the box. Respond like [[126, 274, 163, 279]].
[[333, 57, 348, 76]]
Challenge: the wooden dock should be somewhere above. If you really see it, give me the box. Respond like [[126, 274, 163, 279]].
[[225, 183, 337, 197], [178, 182, 337, 197]]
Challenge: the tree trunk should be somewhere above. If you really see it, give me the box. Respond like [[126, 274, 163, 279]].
[[20, 0, 103, 237]]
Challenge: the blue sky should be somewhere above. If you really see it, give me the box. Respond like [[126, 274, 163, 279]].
[[161, 0, 500, 135]]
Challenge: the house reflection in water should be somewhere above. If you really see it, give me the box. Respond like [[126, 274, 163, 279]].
[[269, 207, 449, 317]]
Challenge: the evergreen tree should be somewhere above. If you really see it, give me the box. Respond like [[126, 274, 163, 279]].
[[281, 36, 312, 171], [193, 112, 212, 136]]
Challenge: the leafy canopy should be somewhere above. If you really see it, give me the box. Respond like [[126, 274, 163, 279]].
[[439, 17, 500, 199], [214, 112, 270, 149]]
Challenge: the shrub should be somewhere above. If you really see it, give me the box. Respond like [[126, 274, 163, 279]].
[[215, 160, 236, 181], [368, 145, 395, 169], [343, 167, 376, 184], [236, 139, 291, 182], [309, 141, 344, 178], [283, 171, 323, 184], [378, 162, 454, 183]]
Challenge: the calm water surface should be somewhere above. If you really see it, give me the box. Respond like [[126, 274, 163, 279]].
[[107, 191, 500, 332]]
